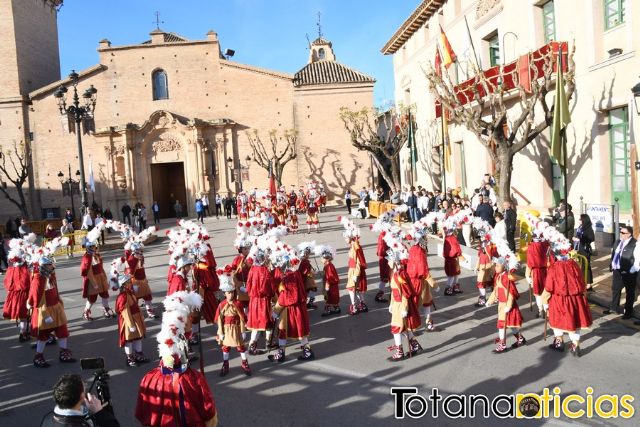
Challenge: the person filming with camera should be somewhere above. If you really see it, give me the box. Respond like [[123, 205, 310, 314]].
[[41, 373, 119, 426]]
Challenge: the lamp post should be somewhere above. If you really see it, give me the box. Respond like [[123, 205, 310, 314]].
[[54, 70, 98, 211], [57, 164, 80, 221]]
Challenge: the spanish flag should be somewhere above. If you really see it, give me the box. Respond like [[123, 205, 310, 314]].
[[439, 26, 457, 68]]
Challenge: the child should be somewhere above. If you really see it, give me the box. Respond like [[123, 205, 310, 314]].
[[442, 225, 463, 296], [3, 238, 32, 342], [339, 216, 368, 315], [245, 245, 274, 355], [486, 257, 525, 353], [526, 222, 551, 318], [297, 242, 318, 309], [114, 274, 148, 367], [407, 227, 439, 331], [384, 233, 422, 361], [316, 245, 340, 317], [215, 266, 251, 376], [289, 205, 298, 234], [474, 239, 497, 307]]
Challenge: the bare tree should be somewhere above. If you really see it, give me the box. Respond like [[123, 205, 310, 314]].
[[424, 45, 576, 204], [0, 140, 31, 218], [339, 106, 412, 194], [245, 129, 297, 186]]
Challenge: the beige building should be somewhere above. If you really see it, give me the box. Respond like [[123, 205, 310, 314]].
[[0, 0, 374, 220], [383, 0, 638, 222]]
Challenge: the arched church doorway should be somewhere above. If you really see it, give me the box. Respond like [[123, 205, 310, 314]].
[[151, 162, 187, 218]]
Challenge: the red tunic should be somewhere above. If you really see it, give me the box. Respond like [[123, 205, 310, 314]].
[[390, 270, 422, 333], [377, 234, 390, 282], [278, 271, 310, 339], [323, 262, 340, 305], [3, 264, 31, 320], [231, 254, 251, 303], [443, 235, 462, 276], [347, 242, 368, 292], [167, 272, 189, 296], [298, 258, 317, 292], [246, 265, 274, 331], [115, 289, 145, 347], [167, 264, 176, 284], [28, 271, 68, 337], [193, 251, 220, 324], [527, 241, 550, 295], [135, 366, 217, 427], [125, 254, 146, 279], [407, 245, 429, 304], [80, 253, 108, 298], [492, 273, 523, 329], [544, 259, 593, 332]]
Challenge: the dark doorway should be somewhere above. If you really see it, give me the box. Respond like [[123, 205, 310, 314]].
[[151, 162, 187, 218]]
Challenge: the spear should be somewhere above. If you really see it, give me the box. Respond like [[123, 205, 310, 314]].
[[191, 261, 205, 374]]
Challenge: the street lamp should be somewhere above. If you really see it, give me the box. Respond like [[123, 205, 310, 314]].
[[54, 70, 98, 210], [58, 164, 81, 221]]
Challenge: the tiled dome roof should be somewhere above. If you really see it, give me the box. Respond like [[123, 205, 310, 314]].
[[294, 61, 375, 87]]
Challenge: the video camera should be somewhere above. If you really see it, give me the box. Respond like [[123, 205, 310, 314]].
[[81, 357, 112, 406]]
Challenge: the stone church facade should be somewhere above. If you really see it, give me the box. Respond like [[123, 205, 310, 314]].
[[0, 0, 375, 219]]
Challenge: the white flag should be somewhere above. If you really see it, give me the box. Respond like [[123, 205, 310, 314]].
[[89, 159, 96, 193]]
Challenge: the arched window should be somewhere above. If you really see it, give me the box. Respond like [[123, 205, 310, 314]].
[[318, 48, 325, 60], [152, 69, 169, 100]]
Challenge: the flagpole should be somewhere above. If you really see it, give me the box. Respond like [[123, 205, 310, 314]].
[[558, 51, 569, 238], [464, 15, 481, 72], [408, 110, 415, 187], [441, 113, 447, 193]]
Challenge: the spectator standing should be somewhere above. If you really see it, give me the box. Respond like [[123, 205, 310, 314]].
[[174, 199, 183, 219], [195, 198, 204, 224], [215, 194, 222, 218], [474, 195, 495, 226], [503, 201, 517, 252], [224, 194, 233, 219], [390, 190, 400, 205], [95, 213, 106, 245], [0, 230, 7, 273], [418, 190, 429, 217], [5, 218, 18, 238], [60, 219, 75, 258], [64, 209, 74, 225], [138, 204, 147, 232], [103, 208, 113, 234], [201, 193, 210, 217], [152, 201, 160, 225], [81, 208, 94, 231], [556, 204, 575, 239], [604, 225, 640, 320], [573, 214, 595, 291], [493, 212, 507, 242], [44, 224, 59, 239], [132, 203, 140, 228], [121, 202, 132, 225], [18, 218, 32, 237], [364, 190, 372, 218], [406, 187, 419, 222], [345, 190, 352, 215]]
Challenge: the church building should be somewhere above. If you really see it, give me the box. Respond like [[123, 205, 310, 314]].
[[0, 0, 375, 219]]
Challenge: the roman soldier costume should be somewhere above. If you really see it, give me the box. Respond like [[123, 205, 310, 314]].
[[215, 267, 251, 376], [28, 237, 76, 368], [407, 238, 438, 331], [474, 240, 497, 307], [245, 244, 274, 355], [289, 205, 299, 233], [340, 216, 368, 315], [3, 237, 34, 342], [486, 258, 525, 353], [542, 252, 593, 357], [114, 273, 148, 367], [384, 232, 422, 361], [135, 291, 218, 427], [316, 245, 340, 317], [526, 221, 551, 317], [297, 242, 318, 309], [443, 229, 463, 296], [193, 242, 220, 325], [80, 225, 114, 321]]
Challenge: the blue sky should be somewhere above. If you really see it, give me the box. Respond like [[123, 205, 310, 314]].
[[58, 0, 418, 107]]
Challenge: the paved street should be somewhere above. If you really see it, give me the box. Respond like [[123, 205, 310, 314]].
[[1, 210, 639, 426]]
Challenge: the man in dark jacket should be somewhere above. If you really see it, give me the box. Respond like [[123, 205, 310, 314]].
[[474, 196, 495, 227], [604, 225, 639, 320], [503, 201, 517, 252], [41, 373, 119, 426], [120, 202, 132, 225], [224, 194, 233, 219]]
